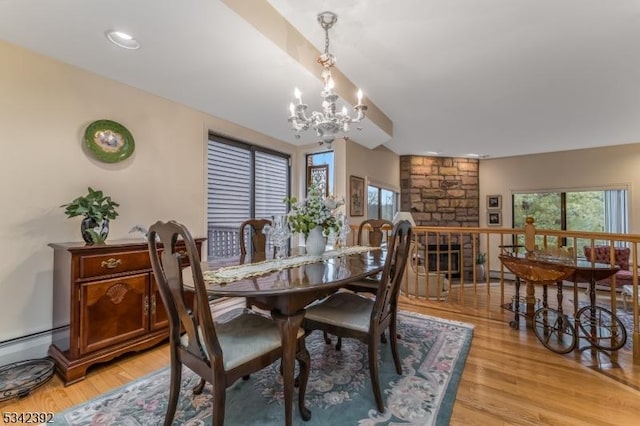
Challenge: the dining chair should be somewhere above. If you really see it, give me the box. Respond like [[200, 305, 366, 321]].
[[303, 220, 412, 413], [148, 220, 310, 426], [326, 219, 393, 348], [343, 219, 394, 295], [239, 218, 272, 258]]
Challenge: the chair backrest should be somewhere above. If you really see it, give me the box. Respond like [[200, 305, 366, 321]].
[[357, 219, 393, 247], [239, 219, 272, 257], [584, 245, 630, 270], [371, 220, 412, 328], [148, 221, 223, 370]]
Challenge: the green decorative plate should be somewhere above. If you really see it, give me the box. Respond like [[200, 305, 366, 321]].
[[84, 120, 134, 163]]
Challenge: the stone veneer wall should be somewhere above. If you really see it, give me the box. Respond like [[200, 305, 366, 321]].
[[400, 156, 479, 226], [399, 156, 480, 279]]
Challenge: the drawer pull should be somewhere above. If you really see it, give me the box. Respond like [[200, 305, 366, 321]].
[[101, 258, 122, 269]]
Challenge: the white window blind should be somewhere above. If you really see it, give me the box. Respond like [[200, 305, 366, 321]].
[[207, 136, 289, 258], [208, 141, 251, 228], [255, 151, 288, 219]]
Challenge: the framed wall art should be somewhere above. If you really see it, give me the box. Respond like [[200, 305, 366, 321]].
[[84, 119, 135, 163], [487, 194, 502, 210], [487, 211, 502, 226], [349, 175, 365, 216]]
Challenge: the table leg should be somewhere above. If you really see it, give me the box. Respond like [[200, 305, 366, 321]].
[[526, 281, 536, 328], [556, 281, 564, 315], [589, 276, 597, 347], [510, 277, 521, 328], [271, 309, 307, 426]]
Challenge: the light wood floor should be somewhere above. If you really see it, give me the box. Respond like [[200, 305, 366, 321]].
[[2, 286, 640, 425]]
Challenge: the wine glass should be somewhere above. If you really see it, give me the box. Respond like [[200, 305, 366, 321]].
[[337, 212, 350, 249], [266, 215, 291, 263]]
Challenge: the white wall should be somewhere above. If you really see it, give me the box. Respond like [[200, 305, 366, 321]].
[[479, 144, 640, 269], [0, 39, 394, 364], [479, 144, 640, 231], [345, 141, 400, 225], [0, 40, 298, 364]]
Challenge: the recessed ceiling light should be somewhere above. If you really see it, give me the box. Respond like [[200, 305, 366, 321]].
[[105, 30, 140, 50]]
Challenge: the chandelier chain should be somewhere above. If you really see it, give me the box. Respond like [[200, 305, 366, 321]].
[[324, 26, 330, 56], [288, 11, 367, 148]]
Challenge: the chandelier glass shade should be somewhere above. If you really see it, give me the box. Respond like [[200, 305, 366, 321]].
[[288, 11, 367, 147]]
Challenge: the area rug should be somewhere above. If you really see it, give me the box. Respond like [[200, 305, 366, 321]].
[[53, 311, 473, 426]]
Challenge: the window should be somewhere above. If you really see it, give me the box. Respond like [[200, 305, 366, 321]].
[[512, 188, 628, 252], [367, 185, 398, 221], [306, 151, 334, 195], [207, 135, 290, 259]]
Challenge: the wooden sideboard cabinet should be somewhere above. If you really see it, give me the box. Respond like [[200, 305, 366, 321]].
[[48, 238, 205, 385]]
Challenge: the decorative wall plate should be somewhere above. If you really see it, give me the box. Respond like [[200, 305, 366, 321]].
[[84, 120, 135, 163]]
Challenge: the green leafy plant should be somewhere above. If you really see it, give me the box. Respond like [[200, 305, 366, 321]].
[[476, 252, 486, 265], [60, 187, 120, 222], [84, 227, 109, 244], [284, 184, 344, 238]]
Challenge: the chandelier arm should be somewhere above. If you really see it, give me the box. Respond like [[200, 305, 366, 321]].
[[288, 11, 365, 147]]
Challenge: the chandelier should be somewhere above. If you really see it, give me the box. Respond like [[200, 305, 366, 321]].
[[288, 11, 367, 148]]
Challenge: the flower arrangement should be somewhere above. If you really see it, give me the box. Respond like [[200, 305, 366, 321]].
[[284, 184, 344, 238]]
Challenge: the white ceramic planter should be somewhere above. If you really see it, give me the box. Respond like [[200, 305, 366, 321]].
[[305, 226, 326, 256]]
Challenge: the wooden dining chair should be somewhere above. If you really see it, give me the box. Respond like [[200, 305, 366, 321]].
[[239, 218, 272, 258], [343, 219, 394, 295], [323, 219, 393, 349], [303, 220, 412, 413], [148, 220, 310, 426]]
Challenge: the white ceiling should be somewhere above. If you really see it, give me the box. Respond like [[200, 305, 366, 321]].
[[1, 0, 640, 158]]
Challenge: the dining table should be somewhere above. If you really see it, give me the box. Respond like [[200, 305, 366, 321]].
[[189, 246, 386, 426]]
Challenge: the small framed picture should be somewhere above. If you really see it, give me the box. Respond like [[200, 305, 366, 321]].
[[487, 211, 502, 226], [487, 194, 502, 210], [349, 175, 365, 216]]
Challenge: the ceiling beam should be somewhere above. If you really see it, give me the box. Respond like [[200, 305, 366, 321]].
[[222, 0, 393, 139]]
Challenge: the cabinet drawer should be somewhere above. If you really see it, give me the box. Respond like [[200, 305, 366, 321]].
[[79, 250, 151, 279]]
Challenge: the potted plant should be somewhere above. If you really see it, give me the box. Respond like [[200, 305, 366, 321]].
[[60, 187, 119, 245], [284, 184, 344, 256], [475, 252, 486, 282]]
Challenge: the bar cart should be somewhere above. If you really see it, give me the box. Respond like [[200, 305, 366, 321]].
[[500, 248, 626, 354]]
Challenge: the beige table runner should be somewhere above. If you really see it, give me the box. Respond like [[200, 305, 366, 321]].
[[203, 246, 379, 284]]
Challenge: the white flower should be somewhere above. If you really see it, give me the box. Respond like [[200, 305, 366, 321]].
[[284, 184, 345, 238]]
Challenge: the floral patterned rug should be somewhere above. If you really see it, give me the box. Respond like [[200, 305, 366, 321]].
[[53, 312, 473, 426]]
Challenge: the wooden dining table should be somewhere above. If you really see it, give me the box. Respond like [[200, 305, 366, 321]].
[[192, 247, 386, 426]]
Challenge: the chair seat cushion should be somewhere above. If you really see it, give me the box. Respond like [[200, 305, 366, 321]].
[[345, 276, 379, 293], [180, 308, 303, 371], [305, 292, 373, 333]]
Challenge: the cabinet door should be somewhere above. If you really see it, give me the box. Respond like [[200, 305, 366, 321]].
[[150, 276, 195, 331], [149, 276, 168, 331], [79, 274, 149, 354]]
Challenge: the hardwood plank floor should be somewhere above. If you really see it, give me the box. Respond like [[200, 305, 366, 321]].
[[2, 288, 640, 425]]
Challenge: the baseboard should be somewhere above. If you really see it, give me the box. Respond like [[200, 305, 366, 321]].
[[0, 328, 60, 367], [0, 299, 245, 368], [489, 270, 515, 281]]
